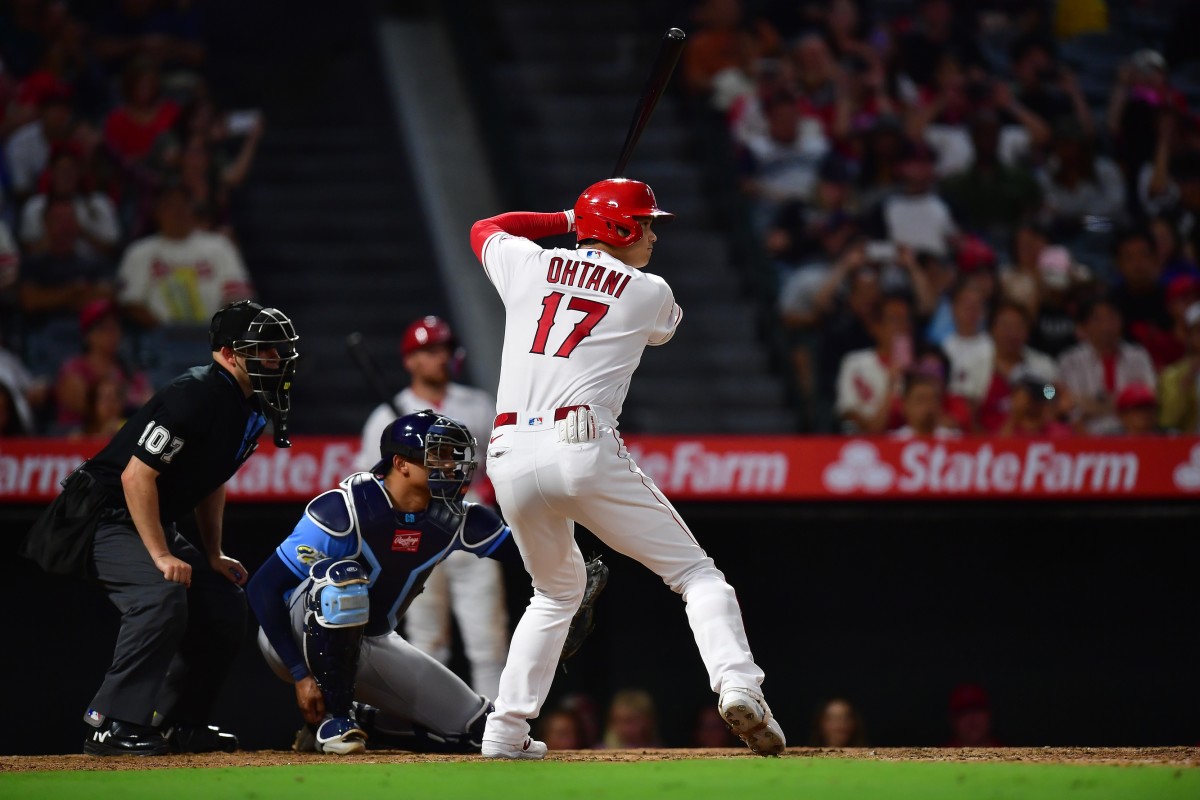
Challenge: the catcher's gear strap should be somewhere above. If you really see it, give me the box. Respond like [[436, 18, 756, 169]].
[[560, 556, 609, 665], [309, 558, 370, 628], [459, 503, 508, 552], [470, 211, 573, 262]]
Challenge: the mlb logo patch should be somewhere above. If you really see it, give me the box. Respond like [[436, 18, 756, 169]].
[[86, 709, 105, 726], [527, 416, 543, 426], [392, 530, 421, 552]]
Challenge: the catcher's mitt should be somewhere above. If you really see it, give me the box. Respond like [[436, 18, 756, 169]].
[[560, 555, 609, 665]]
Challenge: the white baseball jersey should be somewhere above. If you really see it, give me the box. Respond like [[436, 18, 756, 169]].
[[475, 218, 773, 752], [478, 234, 682, 419]]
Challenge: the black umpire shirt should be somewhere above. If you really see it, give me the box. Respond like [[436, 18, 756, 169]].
[[86, 364, 268, 524]]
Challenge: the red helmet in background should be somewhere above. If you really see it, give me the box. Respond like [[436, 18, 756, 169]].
[[402, 316, 455, 356], [574, 178, 674, 248]]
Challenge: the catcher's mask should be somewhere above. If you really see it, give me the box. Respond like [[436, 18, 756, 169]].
[[373, 410, 477, 513], [211, 301, 300, 448]]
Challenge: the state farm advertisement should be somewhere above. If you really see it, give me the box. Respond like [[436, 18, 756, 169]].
[[3, 436, 1200, 503]]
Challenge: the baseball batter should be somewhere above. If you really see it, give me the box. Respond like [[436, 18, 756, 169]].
[[356, 316, 507, 700], [469, 179, 786, 758]]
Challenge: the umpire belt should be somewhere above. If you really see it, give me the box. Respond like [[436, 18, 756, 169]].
[[494, 405, 592, 432]]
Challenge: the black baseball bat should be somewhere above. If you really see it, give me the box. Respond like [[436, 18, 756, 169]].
[[611, 27, 686, 178], [346, 332, 402, 417]]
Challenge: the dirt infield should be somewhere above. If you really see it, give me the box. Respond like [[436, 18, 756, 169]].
[[1, 747, 1197, 772]]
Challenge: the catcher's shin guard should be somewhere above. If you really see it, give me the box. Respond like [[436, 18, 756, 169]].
[[303, 559, 370, 718]]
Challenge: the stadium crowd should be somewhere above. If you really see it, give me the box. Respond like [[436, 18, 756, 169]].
[[685, 0, 1200, 435], [0, 0, 262, 438]]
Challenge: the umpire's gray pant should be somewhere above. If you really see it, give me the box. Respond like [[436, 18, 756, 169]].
[[88, 511, 245, 727], [257, 582, 483, 736]]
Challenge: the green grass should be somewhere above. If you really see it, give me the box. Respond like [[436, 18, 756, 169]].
[[1, 758, 1196, 800]]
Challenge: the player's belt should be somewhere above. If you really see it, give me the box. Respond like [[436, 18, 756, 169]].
[[493, 405, 589, 429]]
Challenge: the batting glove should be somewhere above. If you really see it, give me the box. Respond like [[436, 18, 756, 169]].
[[557, 407, 598, 444]]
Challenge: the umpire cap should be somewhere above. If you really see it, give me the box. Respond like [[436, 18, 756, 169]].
[[210, 300, 265, 351]]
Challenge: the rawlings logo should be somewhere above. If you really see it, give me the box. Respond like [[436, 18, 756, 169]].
[[392, 530, 421, 552]]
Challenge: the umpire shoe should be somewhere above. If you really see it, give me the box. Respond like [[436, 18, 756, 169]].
[[481, 736, 548, 760], [718, 688, 787, 756], [84, 719, 169, 757], [165, 722, 239, 753]]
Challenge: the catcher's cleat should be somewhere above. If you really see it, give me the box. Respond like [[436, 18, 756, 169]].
[[718, 687, 786, 756], [292, 724, 317, 753], [315, 716, 367, 755], [481, 736, 548, 760], [84, 718, 169, 757]]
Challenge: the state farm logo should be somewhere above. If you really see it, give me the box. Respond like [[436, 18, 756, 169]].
[[823, 442, 894, 493], [628, 441, 787, 495], [823, 440, 1140, 495], [1173, 443, 1200, 490]]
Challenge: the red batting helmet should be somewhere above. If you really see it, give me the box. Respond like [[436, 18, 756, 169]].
[[574, 178, 674, 248], [402, 316, 455, 356]]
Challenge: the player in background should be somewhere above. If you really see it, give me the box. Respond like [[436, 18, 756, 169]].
[[355, 316, 507, 700], [22, 300, 299, 756], [469, 179, 787, 759]]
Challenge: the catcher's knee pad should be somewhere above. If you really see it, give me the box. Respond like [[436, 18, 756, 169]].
[[304, 559, 370, 717]]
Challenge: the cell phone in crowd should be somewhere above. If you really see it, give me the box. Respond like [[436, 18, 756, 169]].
[[865, 240, 897, 263], [892, 333, 913, 372], [226, 109, 262, 136]]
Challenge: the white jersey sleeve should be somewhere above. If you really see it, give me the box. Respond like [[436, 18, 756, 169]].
[[481, 233, 544, 300], [649, 284, 683, 346]]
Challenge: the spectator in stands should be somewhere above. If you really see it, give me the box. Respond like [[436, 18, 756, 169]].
[[894, 363, 958, 439], [835, 293, 912, 434], [809, 697, 866, 748], [999, 372, 1072, 440], [976, 301, 1060, 433], [91, 0, 207, 74], [766, 155, 857, 272], [1038, 120, 1126, 234], [0, 383, 27, 436], [940, 112, 1043, 244], [737, 90, 831, 229], [53, 298, 152, 433], [4, 86, 85, 200], [841, 54, 897, 139], [1113, 383, 1160, 436], [18, 197, 114, 333], [941, 280, 992, 404], [602, 690, 661, 750], [693, 705, 739, 748], [0, 333, 45, 435], [1029, 245, 1089, 357], [1058, 296, 1157, 434], [999, 221, 1050, 318], [1149, 215, 1199, 284], [791, 33, 845, 138], [559, 693, 603, 749], [1110, 228, 1173, 368], [1159, 301, 1200, 433], [19, 145, 121, 259], [537, 708, 586, 752], [682, 0, 780, 98], [814, 257, 880, 422], [925, 237, 997, 346], [1163, 276, 1200, 365], [896, 0, 984, 90], [69, 377, 126, 439], [1009, 35, 1093, 134], [944, 684, 999, 748], [854, 114, 906, 209], [103, 58, 181, 166], [117, 183, 254, 328], [868, 141, 957, 259], [0, 220, 20, 294], [1107, 49, 1186, 182]]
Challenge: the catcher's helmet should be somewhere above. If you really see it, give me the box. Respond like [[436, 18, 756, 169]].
[[372, 410, 477, 513], [574, 178, 674, 248]]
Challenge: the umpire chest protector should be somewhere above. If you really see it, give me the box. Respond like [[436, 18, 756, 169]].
[[305, 472, 503, 637]]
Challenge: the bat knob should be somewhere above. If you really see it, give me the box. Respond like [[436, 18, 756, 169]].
[[667, 27, 686, 40]]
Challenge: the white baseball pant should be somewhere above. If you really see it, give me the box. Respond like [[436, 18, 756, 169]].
[[481, 406, 765, 745], [402, 549, 509, 700]]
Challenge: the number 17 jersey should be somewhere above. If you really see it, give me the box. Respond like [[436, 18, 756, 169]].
[[479, 232, 683, 420]]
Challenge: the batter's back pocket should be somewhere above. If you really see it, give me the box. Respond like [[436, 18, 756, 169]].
[[18, 466, 109, 579]]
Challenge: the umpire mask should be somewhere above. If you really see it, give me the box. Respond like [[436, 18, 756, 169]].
[[215, 303, 299, 447]]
